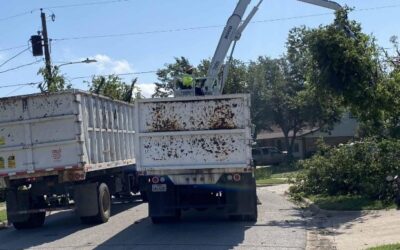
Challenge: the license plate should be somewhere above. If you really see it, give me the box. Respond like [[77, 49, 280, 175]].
[[152, 184, 167, 192]]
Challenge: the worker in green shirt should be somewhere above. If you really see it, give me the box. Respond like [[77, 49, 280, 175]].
[[177, 67, 194, 90]]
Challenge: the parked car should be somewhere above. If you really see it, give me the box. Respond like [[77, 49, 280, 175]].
[[252, 147, 285, 166]]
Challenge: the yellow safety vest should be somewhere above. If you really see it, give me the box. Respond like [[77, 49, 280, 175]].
[[182, 75, 194, 88]]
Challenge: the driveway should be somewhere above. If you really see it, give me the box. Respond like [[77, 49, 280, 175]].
[[0, 186, 306, 250]]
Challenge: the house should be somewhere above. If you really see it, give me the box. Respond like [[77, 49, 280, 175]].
[[256, 113, 359, 159]]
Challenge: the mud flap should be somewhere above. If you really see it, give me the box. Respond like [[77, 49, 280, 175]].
[[147, 181, 177, 217], [74, 182, 99, 217], [6, 189, 30, 223], [225, 173, 257, 216]]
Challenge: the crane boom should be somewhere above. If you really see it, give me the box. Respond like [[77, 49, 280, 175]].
[[297, 0, 342, 11], [196, 0, 342, 96], [202, 0, 263, 95]]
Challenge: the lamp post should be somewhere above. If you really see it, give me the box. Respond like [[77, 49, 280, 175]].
[[43, 58, 97, 91], [297, 0, 356, 39], [55, 58, 97, 69], [297, 0, 342, 11]]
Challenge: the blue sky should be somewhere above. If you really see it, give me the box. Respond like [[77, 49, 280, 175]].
[[0, 0, 399, 97]]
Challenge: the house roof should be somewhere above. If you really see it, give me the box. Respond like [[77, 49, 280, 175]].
[[256, 127, 319, 140]]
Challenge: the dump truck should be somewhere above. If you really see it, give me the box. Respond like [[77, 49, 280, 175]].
[[135, 94, 257, 223], [0, 90, 140, 229]]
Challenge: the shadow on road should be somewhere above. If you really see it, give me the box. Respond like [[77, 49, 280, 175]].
[[95, 209, 255, 250], [0, 197, 142, 250]]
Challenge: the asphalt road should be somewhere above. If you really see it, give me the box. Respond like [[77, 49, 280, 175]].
[[0, 186, 306, 250]]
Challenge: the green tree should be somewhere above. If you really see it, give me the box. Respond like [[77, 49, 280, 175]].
[[88, 75, 139, 103], [38, 66, 71, 92], [154, 57, 249, 97], [305, 8, 400, 139], [153, 57, 193, 98], [248, 55, 341, 158]]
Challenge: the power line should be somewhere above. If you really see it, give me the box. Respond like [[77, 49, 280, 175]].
[[52, 3, 400, 42], [4, 84, 33, 97], [0, 44, 28, 52], [0, 82, 41, 89], [0, 59, 43, 74], [0, 48, 30, 68], [41, 0, 131, 10], [53, 25, 223, 41], [69, 70, 158, 81], [3, 2, 400, 52], [0, 0, 132, 23], [0, 11, 33, 22]]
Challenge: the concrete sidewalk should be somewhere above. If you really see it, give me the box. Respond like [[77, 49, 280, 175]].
[[311, 209, 400, 250], [267, 185, 400, 250]]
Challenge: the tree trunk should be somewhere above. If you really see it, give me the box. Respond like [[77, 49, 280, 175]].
[[283, 130, 298, 162], [283, 131, 293, 161]]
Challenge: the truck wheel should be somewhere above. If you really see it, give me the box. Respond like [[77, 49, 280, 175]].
[[10, 194, 47, 230], [13, 212, 46, 230], [94, 183, 111, 223], [140, 191, 148, 202], [244, 191, 258, 222], [244, 203, 258, 222], [80, 183, 111, 224]]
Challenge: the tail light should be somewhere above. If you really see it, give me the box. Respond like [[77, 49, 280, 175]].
[[151, 176, 160, 184], [233, 174, 241, 182]]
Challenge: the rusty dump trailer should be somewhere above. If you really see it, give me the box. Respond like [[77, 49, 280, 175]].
[[0, 90, 140, 229], [134, 94, 257, 223]]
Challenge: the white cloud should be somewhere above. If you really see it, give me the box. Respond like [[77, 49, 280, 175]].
[[90, 54, 133, 74], [136, 83, 156, 98]]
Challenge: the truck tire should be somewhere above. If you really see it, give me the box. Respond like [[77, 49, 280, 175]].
[[11, 195, 47, 230], [13, 212, 46, 230], [243, 200, 258, 222], [140, 191, 148, 202], [80, 183, 111, 224]]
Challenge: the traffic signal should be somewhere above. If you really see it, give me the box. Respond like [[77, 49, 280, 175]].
[[31, 35, 43, 56]]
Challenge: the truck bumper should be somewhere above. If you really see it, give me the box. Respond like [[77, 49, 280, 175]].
[[145, 173, 257, 217]]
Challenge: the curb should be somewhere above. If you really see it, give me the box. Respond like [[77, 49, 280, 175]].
[[256, 184, 280, 187], [300, 197, 322, 215]]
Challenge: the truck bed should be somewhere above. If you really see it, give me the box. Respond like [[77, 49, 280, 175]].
[[0, 90, 135, 180], [134, 94, 252, 171]]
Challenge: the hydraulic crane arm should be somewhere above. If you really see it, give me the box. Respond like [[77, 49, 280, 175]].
[[297, 0, 342, 11], [199, 0, 342, 96], [202, 0, 263, 95]]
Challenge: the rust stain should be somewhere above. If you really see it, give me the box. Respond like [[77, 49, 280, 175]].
[[143, 135, 240, 163], [148, 104, 181, 132], [208, 104, 236, 130]]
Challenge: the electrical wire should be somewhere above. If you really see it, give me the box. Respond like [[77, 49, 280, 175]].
[[40, 0, 131, 10], [0, 0, 132, 23], [52, 3, 400, 42], [53, 25, 223, 41], [4, 84, 34, 97], [0, 48, 30, 68], [69, 70, 158, 81], [0, 11, 33, 22], [0, 44, 29, 52], [0, 82, 41, 89], [0, 59, 43, 74], [3, 2, 400, 52]]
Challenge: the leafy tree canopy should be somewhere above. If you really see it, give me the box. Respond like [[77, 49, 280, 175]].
[[88, 75, 139, 103]]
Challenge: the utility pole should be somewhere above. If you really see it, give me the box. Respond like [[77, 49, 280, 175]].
[[40, 9, 52, 90]]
